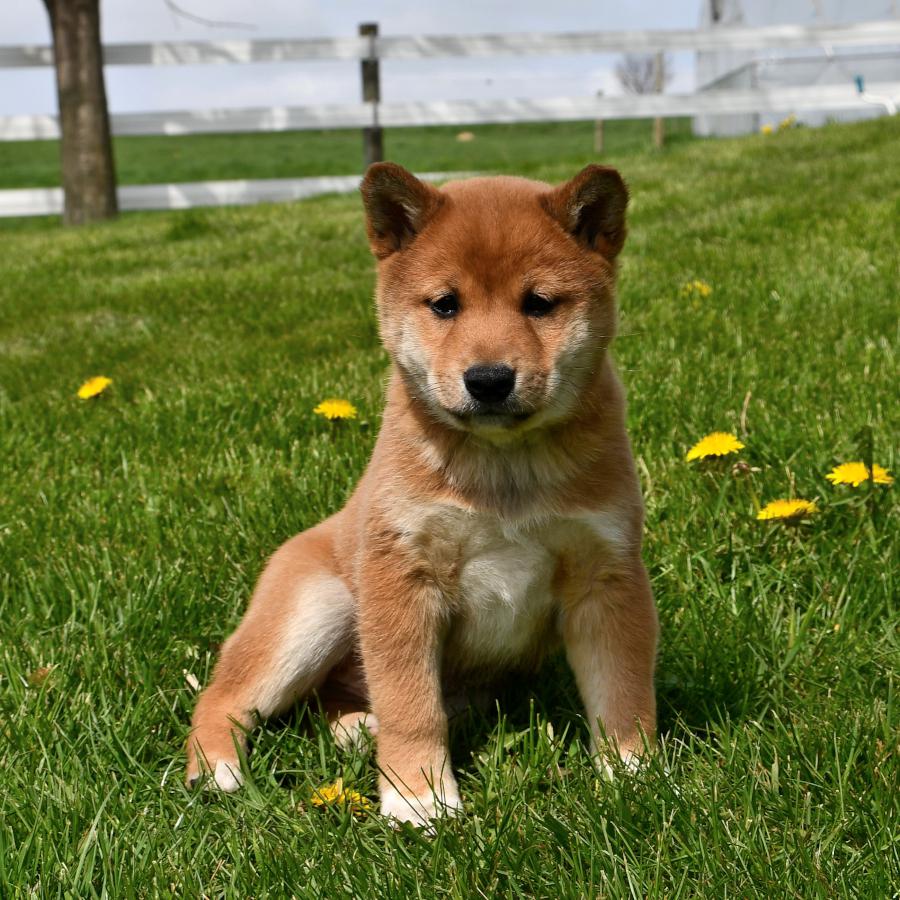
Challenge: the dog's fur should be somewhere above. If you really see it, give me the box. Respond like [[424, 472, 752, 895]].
[[186, 163, 658, 825]]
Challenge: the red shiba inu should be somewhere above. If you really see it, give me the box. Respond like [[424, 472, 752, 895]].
[[186, 162, 658, 826]]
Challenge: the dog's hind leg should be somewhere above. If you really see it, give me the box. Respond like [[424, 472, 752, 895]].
[[320, 653, 377, 752], [186, 520, 355, 790]]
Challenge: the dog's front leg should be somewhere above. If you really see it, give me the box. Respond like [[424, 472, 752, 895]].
[[358, 549, 460, 827], [562, 561, 658, 772]]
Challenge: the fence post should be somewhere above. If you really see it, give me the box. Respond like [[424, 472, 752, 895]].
[[653, 50, 665, 149], [359, 22, 383, 167], [593, 90, 604, 155]]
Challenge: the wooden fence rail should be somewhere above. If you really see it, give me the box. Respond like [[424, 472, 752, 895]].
[[1, 20, 898, 214], [0, 172, 461, 218], [3, 20, 899, 68], [3, 82, 899, 141]]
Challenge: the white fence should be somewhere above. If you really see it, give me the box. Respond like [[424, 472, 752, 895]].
[[4, 83, 897, 142], [1, 20, 899, 215], [0, 172, 461, 218], [4, 19, 900, 69]]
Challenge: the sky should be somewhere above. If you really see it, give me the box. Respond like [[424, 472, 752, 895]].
[[0, 1, 703, 116]]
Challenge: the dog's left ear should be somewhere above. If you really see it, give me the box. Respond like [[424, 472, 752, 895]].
[[542, 165, 629, 260], [361, 162, 445, 260]]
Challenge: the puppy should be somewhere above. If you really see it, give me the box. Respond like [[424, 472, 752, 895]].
[[186, 163, 658, 825]]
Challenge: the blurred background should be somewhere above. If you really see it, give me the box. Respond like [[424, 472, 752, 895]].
[[1, 0, 899, 219]]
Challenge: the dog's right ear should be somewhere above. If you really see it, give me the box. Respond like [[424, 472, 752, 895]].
[[361, 163, 444, 260], [542, 165, 629, 260]]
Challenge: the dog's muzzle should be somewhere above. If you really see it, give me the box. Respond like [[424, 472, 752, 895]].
[[463, 364, 516, 404]]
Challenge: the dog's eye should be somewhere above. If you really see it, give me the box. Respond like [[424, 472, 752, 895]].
[[428, 293, 459, 319], [522, 292, 556, 318]]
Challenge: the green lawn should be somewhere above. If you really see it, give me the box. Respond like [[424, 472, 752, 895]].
[[0, 116, 897, 897], [0, 118, 694, 188]]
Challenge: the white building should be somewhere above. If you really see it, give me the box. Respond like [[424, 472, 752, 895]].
[[694, 0, 900, 135]]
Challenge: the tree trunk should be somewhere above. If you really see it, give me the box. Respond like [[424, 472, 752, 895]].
[[44, 0, 118, 224]]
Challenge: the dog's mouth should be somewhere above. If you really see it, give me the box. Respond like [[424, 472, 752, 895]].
[[447, 404, 535, 431]]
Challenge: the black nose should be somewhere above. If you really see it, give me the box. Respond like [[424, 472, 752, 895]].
[[463, 364, 516, 404]]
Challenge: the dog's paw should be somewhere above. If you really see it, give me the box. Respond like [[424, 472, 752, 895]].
[[594, 748, 645, 780], [185, 758, 244, 792], [330, 712, 379, 753], [380, 781, 463, 830]]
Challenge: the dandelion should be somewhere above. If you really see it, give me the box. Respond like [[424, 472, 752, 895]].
[[310, 778, 372, 816], [27, 665, 54, 686], [825, 461, 893, 487], [756, 499, 818, 521], [760, 124, 774, 135], [77, 376, 112, 400], [313, 398, 358, 421], [686, 431, 745, 462], [778, 114, 797, 131], [680, 279, 713, 300]]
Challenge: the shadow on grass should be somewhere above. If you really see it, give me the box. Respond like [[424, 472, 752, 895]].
[[261, 639, 757, 792]]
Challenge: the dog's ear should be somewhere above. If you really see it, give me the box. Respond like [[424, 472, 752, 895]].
[[360, 163, 444, 259], [542, 165, 629, 260]]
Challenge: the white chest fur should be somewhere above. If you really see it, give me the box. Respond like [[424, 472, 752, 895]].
[[392, 503, 629, 673], [451, 516, 557, 669]]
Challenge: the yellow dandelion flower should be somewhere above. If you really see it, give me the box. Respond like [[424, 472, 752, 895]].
[[825, 461, 893, 487], [686, 431, 745, 462], [310, 778, 372, 816], [778, 114, 797, 131], [27, 665, 54, 686], [756, 499, 818, 521], [760, 124, 774, 135], [77, 376, 112, 400], [680, 279, 712, 299], [313, 398, 358, 421]]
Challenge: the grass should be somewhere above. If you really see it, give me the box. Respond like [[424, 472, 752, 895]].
[[0, 118, 694, 188], [1, 115, 898, 897]]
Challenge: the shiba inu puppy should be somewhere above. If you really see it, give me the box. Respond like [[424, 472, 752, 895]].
[[186, 162, 658, 826]]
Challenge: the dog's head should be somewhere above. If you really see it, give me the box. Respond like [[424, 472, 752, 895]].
[[361, 163, 628, 440]]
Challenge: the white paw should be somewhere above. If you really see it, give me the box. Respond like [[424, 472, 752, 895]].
[[211, 759, 244, 792], [380, 782, 462, 829], [331, 713, 378, 753], [594, 747, 644, 780]]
